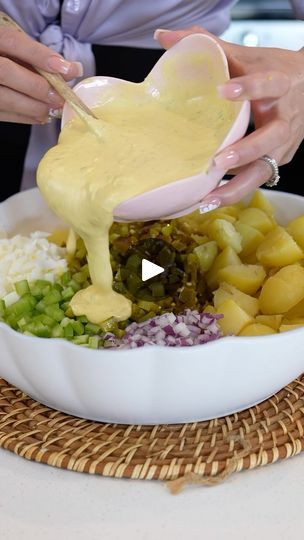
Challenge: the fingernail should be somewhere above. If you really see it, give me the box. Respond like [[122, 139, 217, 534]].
[[47, 55, 72, 74], [199, 198, 221, 214], [214, 150, 239, 169], [74, 61, 84, 77], [218, 82, 243, 99], [153, 28, 169, 40], [47, 89, 64, 106]]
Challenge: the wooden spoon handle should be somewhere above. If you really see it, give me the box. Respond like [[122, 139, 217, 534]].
[[0, 11, 98, 122]]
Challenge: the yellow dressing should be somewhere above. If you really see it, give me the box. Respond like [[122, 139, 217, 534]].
[[37, 57, 238, 324]]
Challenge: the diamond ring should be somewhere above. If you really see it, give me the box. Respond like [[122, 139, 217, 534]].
[[259, 155, 280, 188]]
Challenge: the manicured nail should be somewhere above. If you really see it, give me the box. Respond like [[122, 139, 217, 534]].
[[47, 55, 73, 74], [199, 198, 221, 214], [218, 82, 243, 99], [153, 28, 169, 40], [73, 61, 84, 77], [47, 89, 64, 106], [214, 150, 239, 169]]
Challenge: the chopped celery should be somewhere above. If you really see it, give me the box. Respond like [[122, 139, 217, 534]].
[[0, 299, 5, 317], [61, 271, 72, 286], [6, 294, 36, 317], [64, 323, 74, 338], [44, 305, 64, 322], [51, 324, 64, 338], [88, 336, 100, 349], [62, 287, 75, 301], [72, 335, 89, 345], [15, 280, 30, 297], [43, 289, 62, 306], [85, 322, 101, 335], [71, 320, 84, 335]]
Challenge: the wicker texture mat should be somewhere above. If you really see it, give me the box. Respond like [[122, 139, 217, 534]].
[[1, 376, 304, 492]]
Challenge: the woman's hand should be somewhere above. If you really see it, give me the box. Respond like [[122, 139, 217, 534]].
[[0, 25, 83, 124], [155, 27, 304, 208]]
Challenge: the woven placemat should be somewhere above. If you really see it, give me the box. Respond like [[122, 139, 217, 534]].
[[1, 376, 304, 493]]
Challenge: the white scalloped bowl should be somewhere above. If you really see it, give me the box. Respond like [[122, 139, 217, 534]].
[[0, 188, 304, 424]]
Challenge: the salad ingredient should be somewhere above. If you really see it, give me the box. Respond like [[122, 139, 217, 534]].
[[207, 219, 242, 253], [238, 323, 275, 336], [237, 208, 275, 234], [259, 264, 304, 315], [0, 232, 67, 298], [215, 298, 253, 336], [256, 226, 304, 267], [255, 314, 283, 331], [104, 310, 222, 349], [234, 222, 264, 258], [216, 264, 266, 295], [206, 246, 242, 290], [0, 276, 106, 347], [213, 283, 259, 317], [287, 216, 304, 251]]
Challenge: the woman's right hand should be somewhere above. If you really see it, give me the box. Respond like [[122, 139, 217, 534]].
[[0, 25, 83, 124]]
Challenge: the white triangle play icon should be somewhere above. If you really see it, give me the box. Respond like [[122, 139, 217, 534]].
[[141, 259, 164, 282]]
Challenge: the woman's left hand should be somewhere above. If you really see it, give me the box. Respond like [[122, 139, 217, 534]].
[[155, 27, 304, 208]]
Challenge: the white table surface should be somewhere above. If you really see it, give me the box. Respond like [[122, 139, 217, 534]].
[[1, 446, 304, 540]]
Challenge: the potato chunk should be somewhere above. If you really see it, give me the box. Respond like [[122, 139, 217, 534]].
[[207, 219, 242, 253], [255, 314, 283, 331], [235, 222, 264, 258], [256, 226, 303, 267], [216, 298, 253, 336], [287, 216, 304, 251], [206, 247, 242, 290], [238, 323, 276, 336], [259, 264, 304, 314], [238, 208, 274, 234], [194, 241, 218, 272], [248, 191, 274, 216], [216, 264, 266, 295], [213, 282, 259, 317]]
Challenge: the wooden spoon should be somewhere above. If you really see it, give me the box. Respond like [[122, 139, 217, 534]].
[[0, 11, 102, 137]]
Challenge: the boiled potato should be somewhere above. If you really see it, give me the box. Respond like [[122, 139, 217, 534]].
[[213, 282, 259, 317], [206, 247, 242, 290], [194, 241, 218, 272], [285, 297, 304, 319], [207, 219, 242, 253], [216, 298, 253, 336], [259, 264, 304, 314], [47, 228, 69, 246], [238, 323, 276, 336], [248, 191, 274, 216], [234, 222, 264, 258], [203, 304, 216, 314], [256, 226, 303, 267], [216, 264, 266, 295], [238, 207, 274, 234], [286, 216, 304, 251], [255, 314, 283, 331], [279, 324, 304, 333]]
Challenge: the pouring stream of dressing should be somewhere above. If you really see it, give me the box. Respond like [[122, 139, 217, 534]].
[[37, 62, 237, 324]]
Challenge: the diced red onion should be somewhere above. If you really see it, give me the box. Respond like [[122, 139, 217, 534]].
[[104, 309, 222, 349]]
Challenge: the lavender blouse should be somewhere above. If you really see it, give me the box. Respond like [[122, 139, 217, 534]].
[[0, 0, 302, 189]]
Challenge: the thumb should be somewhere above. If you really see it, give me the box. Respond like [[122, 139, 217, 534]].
[[154, 26, 219, 50]]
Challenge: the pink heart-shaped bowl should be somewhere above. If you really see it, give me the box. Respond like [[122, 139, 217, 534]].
[[62, 34, 250, 222]]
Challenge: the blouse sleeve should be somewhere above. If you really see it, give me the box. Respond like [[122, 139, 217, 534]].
[[290, 0, 304, 19]]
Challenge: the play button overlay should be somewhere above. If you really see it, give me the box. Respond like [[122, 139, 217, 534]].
[[142, 259, 164, 282], [120, 238, 185, 301]]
